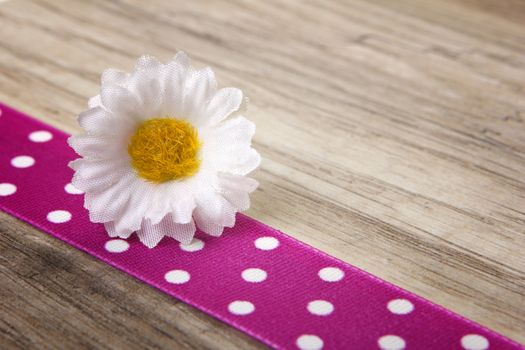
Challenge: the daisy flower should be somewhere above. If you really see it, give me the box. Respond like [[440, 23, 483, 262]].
[[68, 53, 260, 248]]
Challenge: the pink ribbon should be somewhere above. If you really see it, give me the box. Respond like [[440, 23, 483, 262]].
[[0, 102, 522, 350]]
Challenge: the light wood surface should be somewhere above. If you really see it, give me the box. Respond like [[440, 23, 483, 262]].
[[1, 0, 524, 348]]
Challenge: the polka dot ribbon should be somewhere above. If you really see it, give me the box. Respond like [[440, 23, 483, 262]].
[[0, 102, 522, 350]]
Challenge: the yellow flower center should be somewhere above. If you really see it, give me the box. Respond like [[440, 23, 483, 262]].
[[128, 118, 201, 183]]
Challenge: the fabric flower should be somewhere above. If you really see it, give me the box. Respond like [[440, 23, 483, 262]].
[[68, 53, 260, 248]]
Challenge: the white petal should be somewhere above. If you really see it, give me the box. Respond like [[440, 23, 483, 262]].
[[78, 107, 113, 133], [68, 133, 127, 160], [104, 222, 134, 239], [137, 219, 166, 248], [134, 166, 214, 227], [193, 192, 236, 234], [140, 180, 197, 226], [144, 189, 173, 225], [111, 208, 144, 238], [173, 51, 190, 69], [101, 68, 129, 87], [161, 57, 189, 117], [104, 222, 119, 237], [71, 168, 127, 195], [219, 173, 259, 193], [200, 116, 260, 175], [78, 107, 136, 137], [134, 55, 162, 72], [170, 196, 196, 224], [85, 192, 121, 223], [127, 61, 163, 118], [84, 173, 137, 223], [137, 216, 196, 247], [213, 147, 261, 176], [182, 67, 217, 124], [205, 87, 243, 125], [194, 220, 225, 237], [69, 158, 130, 188], [88, 95, 102, 109], [218, 174, 259, 211], [210, 116, 256, 149], [165, 219, 196, 244], [100, 85, 143, 120], [221, 191, 250, 211], [111, 180, 155, 234]]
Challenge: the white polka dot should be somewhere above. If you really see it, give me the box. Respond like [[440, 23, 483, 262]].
[[47, 210, 71, 223], [104, 239, 129, 253], [0, 183, 16, 196], [318, 267, 344, 282], [255, 236, 279, 250], [461, 334, 489, 350], [180, 238, 204, 252], [11, 155, 35, 168], [307, 300, 334, 316], [241, 268, 267, 283], [28, 130, 53, 142], [228, 301, 255, 315], [378, 335, 406, 350], [64, 183, 83, 194], [296, 334, 324, 350], [165, 270, 190, 284], [387, 299, 414, 315]]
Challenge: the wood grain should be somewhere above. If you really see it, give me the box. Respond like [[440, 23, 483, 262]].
[[0, 0, 524, 348]]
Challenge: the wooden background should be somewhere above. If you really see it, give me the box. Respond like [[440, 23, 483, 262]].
[[1, 0, 524, 348]]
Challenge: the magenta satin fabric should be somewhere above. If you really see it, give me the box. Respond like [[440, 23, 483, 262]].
[[0, 102, 522, 350]]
